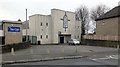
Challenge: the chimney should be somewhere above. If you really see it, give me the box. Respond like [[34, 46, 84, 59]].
[[18, 19, 21, 21]]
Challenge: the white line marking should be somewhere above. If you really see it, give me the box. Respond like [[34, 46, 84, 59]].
[[91, 59, 97, 61], [99, 58, 109, 60]]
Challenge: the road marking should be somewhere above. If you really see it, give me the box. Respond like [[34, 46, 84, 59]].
[[99, 58, 109, 60], [106, 55, 118, 60], [91, 59, 97, 61], [89, 55, 118, 61]]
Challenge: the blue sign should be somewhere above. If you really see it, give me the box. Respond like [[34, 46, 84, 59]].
[[8, 27, 20, 32], [59, 31, 61, 35], [61, 12, 70, 32]]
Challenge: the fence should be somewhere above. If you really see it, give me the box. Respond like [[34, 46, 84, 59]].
[[84, 35, 120, 41]]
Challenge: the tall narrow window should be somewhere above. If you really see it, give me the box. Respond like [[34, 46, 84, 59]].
[[41, 22, 42, 26], [40, 35, 42, 39], [78, 36, 79, 38], [46, 23, 48, 26], [0, 23, 3, 30], [46, 35, 48, 39], [75, 36, 76, 39], [102, 20, 105, 25]]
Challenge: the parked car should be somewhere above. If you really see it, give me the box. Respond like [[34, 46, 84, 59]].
[[68, 39, 80, 45]]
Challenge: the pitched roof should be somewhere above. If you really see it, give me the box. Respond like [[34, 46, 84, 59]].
[[96, 6, 120, 21]]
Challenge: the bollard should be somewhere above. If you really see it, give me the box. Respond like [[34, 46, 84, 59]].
[[117, 45, 119, 49], [114, 45, 116, 48], [11, 48, 15, 56], [62, 45, 64, 53], [75, 45, 78, 53], [30, 47, 33, 54], [47, 46, 50, 54]]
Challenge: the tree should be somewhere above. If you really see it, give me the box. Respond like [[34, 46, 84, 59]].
[[75, 5, 89, 36], [90, 4, 110, 34], [90, 4, 110, 20]]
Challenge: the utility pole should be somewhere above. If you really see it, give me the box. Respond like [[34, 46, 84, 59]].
[[26, 9, 28, 42]]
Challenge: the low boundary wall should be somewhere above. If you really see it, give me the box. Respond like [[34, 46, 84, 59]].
[[81, 39, 120, 48], [2, 41, 31, 53]]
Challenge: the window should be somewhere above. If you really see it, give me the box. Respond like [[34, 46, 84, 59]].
[[41, 22, 42, 26], [75, 36, 76, 39], [41, 29, 43, 31], [78, 36, 79, 38], [102, 20, 105, 25], [78, 26, 79, 28], [40, 35, 42, 39], [46, 23, 48, 26], [0, 23, 3, 30], [46, 35, 48, 39]]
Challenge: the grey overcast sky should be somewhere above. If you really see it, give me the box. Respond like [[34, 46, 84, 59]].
[[0, 0, 119, 21]]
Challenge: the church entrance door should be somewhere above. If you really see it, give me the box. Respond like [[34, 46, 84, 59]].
[[60, 36, 64, 44]]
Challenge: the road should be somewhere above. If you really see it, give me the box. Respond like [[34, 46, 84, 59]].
[[2, 44, 119, 66], [11, 55, 118, 65]]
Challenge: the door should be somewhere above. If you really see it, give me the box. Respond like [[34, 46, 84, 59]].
[[38, 41, 41, 45], [60, 37, 64, 44]]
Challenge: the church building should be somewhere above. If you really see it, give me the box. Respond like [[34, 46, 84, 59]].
[[27, 9, 81, 44]]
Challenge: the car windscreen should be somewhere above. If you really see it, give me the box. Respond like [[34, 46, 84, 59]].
[[73, 39, 77, 41]]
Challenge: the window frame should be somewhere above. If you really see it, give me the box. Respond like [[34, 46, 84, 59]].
[[46, 35, 48, 39], [46, 23, 48, 26], [40, 35, 42, 39], [40, 22, 42, 26], [102, 20, 105, 25], [0, 23, 3, 30]]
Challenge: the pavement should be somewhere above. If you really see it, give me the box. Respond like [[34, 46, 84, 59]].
[[1, 44, 119, 65]]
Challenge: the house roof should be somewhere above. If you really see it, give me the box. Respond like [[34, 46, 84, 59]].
[[96, 6, 120, 21], [0, 20, 22, 24]]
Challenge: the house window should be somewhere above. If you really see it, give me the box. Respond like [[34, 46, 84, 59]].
[[46, 23, 48, 26], [46, 35, 48, 39], [40, 35, 42, 39], [41, 22, 42, 26], [102, 20, 105, 25]]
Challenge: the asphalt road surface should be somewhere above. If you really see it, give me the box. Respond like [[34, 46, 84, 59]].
[[2, 45, 119, 66], [10, 51, 118, 65], [11, 57, 118, 65]]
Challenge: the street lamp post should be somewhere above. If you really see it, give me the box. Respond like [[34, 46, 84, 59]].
[[26, 9, 28, 42]]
